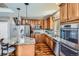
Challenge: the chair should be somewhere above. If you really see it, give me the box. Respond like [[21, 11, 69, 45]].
[[1, 39, 15, 56]]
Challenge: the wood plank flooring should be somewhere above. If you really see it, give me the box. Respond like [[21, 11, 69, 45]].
[[35, 42, 55, 56]]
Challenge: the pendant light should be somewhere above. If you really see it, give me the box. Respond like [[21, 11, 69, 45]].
[[24, 3, 29, 24], [17, 8, 21, 25]]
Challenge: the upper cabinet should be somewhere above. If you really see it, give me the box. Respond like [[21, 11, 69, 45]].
[[68, 3, 79, 21], [43, 19, 48, 29], [60, 3, 68, 23], [21, 16, 54, 30], [47, 16, 54, 30], [59, 3, 79, 24]]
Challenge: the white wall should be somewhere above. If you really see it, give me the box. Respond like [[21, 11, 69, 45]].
[[0, 17, 9, 55], [0, 17, 17, 55], [0, 22, 9, 42], [0, 17, 10, 43]]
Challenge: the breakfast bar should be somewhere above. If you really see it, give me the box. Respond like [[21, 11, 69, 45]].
[[14, 37, 35, 56]]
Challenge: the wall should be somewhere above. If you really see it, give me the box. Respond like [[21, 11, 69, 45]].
[[0, 17, 9, 55], [0, 17, 10, 43], [0, 16, 18, 55]]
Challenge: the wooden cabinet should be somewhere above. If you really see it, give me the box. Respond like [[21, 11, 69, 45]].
[[15, 44, 35, 56], [26, 18, 54, 30], [50, 40, 54, 50], [47, 18, 50, 29], [60, 3, 79, 24], [60, 3, 68, 23], [50, 16, 54, 29], [34, 34, 41, 43], [31, 34, 44, 43], [47, 16, 54, 30], [31, 34, 54, 50], [68, 3, 79, 21], [26, 19, 45, 29], [43, 20, 47, 29], [44, 34, 54, 50], [31, 34, 35, 38]]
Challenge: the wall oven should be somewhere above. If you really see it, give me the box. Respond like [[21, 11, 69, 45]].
[[60, 23, 79, 56], [60, 42, 78, 56]]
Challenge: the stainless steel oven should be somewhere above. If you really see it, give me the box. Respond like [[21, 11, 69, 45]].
[[60, 23, 79, 56], [60, 42, 78, 56]]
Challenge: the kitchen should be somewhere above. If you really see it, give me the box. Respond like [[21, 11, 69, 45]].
[[0, 3, 79, 56]]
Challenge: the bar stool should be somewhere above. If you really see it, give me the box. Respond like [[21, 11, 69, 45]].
[[1, 39, 15, 56]]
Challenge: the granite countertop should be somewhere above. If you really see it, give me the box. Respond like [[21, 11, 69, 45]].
[[16, 37, 35, 45], [33, 30, 60, 42], [44, 33, 60, 42], [9, 37, 35, 45]]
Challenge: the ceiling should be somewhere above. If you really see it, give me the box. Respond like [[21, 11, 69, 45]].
[[0, 3, 59, 19]]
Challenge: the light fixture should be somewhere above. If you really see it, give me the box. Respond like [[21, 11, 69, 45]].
[[24, 3, 29, 23], [16, 8, 21, 24], [17, 8, 21, 19]]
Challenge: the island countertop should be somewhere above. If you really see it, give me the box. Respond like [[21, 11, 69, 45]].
[[9, 37, 36, 45]]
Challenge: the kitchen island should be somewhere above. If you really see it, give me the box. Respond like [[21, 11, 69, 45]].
[[14, 37, 35, 56]]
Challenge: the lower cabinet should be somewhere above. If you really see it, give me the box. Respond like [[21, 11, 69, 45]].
[[44, 34, 54, 51], [35, 34, 42, 43], [15, 44, 35, 56], [50, 40, 54, 50], [31, 34, 45, 43], [31, 34, 54, 51]]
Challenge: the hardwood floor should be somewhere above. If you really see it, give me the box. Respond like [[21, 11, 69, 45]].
[[35, 42, 55, 56]]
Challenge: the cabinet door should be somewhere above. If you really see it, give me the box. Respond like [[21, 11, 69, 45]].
[[37, 34, 42, 43], [16, 45, 35, 56], [45, 36, 50, 47], [31, 34, 35, 38], [45, 36, 48, 45], [48, 37, 51, 48], [22, 45, 35, 56], [16, 45, 25, 56], [44, 20, 47, 29], [60, 3, 68, 23], [40, 34, 45, 43], [34, 34, 43, 43], [34, 34, 39, 43], [48, 37, 54, 50], [45, 36, 54, 50], [68, 3, 79, 21]]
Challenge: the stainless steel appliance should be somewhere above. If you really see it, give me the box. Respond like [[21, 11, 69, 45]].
[[60, 23, 79, 56], [60, 42, 78, 56]]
